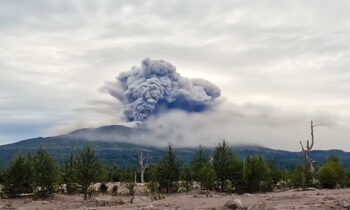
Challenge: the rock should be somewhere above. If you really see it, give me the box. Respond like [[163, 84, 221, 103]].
[[132, 196, 150, 205], [23, 199, 32, 204], [224, 198, 244, 209], [250, 201, 267, 210], [142, 204, 158, 210], [324, 195, 336, 201], [305, 187, 317, 191], [341, 201, 350, 208]]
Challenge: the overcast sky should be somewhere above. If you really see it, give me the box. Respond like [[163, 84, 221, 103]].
[[1, 0, 350, 150]]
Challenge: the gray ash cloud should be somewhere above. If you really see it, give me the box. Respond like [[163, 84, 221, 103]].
[[103, 58, 221, 121]]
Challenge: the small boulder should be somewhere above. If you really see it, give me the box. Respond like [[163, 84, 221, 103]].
[[224, 198, 244, 209], [250, 201, 267, 210]]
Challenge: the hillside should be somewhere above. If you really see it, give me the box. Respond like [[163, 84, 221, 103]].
[[0, 125, 348, 169]]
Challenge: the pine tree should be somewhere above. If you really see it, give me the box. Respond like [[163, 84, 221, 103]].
[[2, 153, 34, 197], [180, 165, 194, 192], [62, 154, 78, 194], [198, 163, 215, 197], [32, 149, 58, 198], [213, 140, 244, 193], [75, 146, 101, 200], [156, 144, 180, 193], [192, 145, 210, 181], [244, 156, 272, 193]]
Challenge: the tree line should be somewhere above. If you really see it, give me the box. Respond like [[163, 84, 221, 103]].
[[0, 140, 349, 200]]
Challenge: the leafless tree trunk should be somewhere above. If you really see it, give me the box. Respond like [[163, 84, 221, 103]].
[[139, 149, 150, 184], [299, 120, 321, 174]]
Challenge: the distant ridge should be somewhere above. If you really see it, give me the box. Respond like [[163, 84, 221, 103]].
[[0, 125, 349, 169]]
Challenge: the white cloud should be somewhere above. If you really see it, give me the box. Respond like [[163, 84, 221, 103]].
[[1, 0, 350, 150]]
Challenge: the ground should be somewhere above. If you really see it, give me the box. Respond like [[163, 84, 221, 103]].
[[1, 184, 350, 209]]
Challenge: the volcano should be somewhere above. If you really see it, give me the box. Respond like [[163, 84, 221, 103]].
[[0, 125, 349, 169]]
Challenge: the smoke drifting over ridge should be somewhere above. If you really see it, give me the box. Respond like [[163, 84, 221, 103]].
[[103, 58, 221, 121]]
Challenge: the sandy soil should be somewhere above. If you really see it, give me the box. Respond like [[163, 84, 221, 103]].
[[1, 186, 350, 209]]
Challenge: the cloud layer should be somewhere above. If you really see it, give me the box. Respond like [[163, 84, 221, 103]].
[[1, 0, 350, 150]]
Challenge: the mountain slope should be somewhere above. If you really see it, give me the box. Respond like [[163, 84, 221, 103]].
[[0, 125, 349, 169]]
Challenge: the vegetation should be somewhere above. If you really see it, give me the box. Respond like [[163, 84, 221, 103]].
[[62, 154, 78, 194], [198, 164, 215, 196], [152, 144, 180, 193], [244, 156, 272, 193], [192, 145, 210, 181], [2, 154, 33, 198], [291, 163, 313, 188], [32, 149, 58, 198], [213, 140, 244, 193], [1, 141, 350, 200], [75, 146, 102, 200], [318, 155, 346, 188]]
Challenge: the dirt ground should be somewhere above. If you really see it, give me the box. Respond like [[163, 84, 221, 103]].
[[2, 185, 350, 210]]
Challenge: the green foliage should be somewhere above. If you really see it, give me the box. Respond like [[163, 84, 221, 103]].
[[266, 160, 282, 185], [147, 180, 159, 194], [318, 155, 346, 188], [106, 166, 133, 182], [153, 144, 180, 193], [291, 163, 313, 188], [2, 153, 34, 198], [62, 154, 78, 194], [120, 170, 135, 183], [75, 146, 102, 200], [144, 164, 157, 183], [192, 146, 210, 181], [0, 169, 4, 184], [126, 181, 136, 196], [277, 170, 293, 189], [180, 165, 194, 192], [32, 149, 58, 198], [198, 164, 215, 196], [244, 156, 273, 193], [213, 140, 244, 193]]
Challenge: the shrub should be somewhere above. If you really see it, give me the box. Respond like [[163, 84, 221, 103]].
[[318, 165, 337, 188], [126, 182, 136, 196], [318, 155, 346, 188], [291, 163, 312, 188], [147, 180, 158, 193], [99, 183, 108, 195], [111, 185, 118, 196]]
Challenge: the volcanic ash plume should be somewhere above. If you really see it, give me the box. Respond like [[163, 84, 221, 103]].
[[103, 58, 221, 121]]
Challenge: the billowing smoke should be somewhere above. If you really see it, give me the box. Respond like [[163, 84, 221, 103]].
[[103, 58, 221, 121]]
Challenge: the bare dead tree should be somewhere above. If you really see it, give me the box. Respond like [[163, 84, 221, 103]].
[[139, 149, 150, 184], [299, 120, 322, 174]]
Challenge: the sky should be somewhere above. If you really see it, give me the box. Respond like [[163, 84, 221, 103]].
[[1, 0, 350, 150]]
